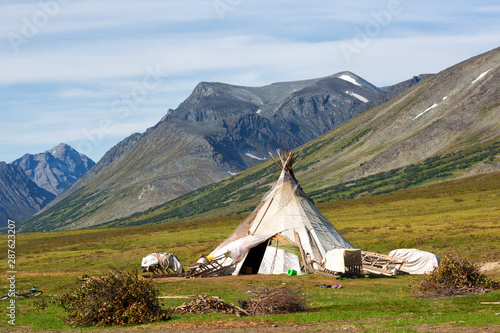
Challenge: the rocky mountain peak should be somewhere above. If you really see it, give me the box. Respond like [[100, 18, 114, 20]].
[[12, 143, 95, 196]]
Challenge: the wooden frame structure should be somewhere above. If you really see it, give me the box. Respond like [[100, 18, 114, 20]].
[[361, 251, 406, 276], [184, 255, 236, 278]]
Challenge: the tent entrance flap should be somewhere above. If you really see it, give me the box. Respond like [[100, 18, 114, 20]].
[[240, 241, 268, 275]]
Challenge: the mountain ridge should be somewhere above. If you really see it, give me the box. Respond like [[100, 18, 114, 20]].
[[22, 70, 430, 230], [79, 47, 500, 230]]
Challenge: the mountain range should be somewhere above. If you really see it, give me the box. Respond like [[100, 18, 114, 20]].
[[96, 46, 499, 229], [0, 144, 94, 226], [21, 46, 500, 232], [23, 71, 431, 231]]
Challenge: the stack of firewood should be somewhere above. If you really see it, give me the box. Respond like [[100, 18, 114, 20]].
[[173, 295, 240, 315], [173, 286, 306, 317]]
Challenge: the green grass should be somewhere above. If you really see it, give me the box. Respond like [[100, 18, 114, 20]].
[[1, 274, 498, 332], [1, 171, 500, 331]]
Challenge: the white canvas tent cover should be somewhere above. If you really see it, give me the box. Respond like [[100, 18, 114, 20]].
[[209, 159, 355, 275], [388, 249, 440, 274]]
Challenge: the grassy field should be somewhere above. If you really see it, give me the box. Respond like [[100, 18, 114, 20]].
[[1, 171, 499, 331]]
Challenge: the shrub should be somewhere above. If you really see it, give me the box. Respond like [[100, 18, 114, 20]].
[[415, 254, 499, 297], [58, 269, 170, 327]]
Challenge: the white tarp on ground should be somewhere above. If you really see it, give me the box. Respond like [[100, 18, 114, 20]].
[[388, 249, 439, 274], [141, 253, 184, 273], [323, 249, 362, 273], [258, 246, 302, 275]]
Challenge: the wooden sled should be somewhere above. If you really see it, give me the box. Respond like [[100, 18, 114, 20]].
[[185, 254, 237, 278], [361, 251, 406, 276]]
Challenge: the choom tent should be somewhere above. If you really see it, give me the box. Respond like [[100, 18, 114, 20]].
[[208, 149, 357, 275], [388, 249, 440, 274]]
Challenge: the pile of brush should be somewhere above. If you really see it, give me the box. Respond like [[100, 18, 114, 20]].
[[415, 254, 499, 297], [173, 295, 238, 315], [173, 286, 306, 317], [239, 286, 306, 316]]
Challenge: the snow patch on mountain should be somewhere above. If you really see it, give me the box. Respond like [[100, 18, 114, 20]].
[[471, 69, 492, 84], [413, 103, 438, 120], [345, 91, 369, 103], [339, 74, 361, 86], [245, 152, 267, 161]]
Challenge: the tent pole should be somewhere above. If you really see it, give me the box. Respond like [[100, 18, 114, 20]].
[[307, 229, 323, 262], [294, 231, 310, 274]]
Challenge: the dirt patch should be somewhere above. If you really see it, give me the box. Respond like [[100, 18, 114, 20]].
[[480, 261, 500, 273], [48, 321, 500, 333]]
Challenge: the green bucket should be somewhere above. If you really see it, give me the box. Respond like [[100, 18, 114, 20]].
[[287, 269, 297, 276]]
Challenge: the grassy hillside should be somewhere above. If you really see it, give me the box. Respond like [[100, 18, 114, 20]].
[[7, 170, 500, 275], [91, 137, 499, 230]]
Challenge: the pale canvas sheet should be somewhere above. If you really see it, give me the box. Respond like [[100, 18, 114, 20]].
[[258, 246, 302, 274], [247, 170, 354, 255], [323, 249, 362, 273], [388, 248, 440, 274]]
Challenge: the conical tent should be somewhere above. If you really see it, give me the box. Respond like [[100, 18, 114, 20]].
[[209, 150, 355, 275]]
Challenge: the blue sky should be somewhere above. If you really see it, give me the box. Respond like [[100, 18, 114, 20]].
[[1, 0, 499, 163]]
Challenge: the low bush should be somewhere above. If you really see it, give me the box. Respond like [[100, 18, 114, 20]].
[[58, 269, 170, 327], [415, 254, 499, 297]]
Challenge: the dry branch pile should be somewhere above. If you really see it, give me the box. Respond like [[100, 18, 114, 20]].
[[173, 295, 239, 315], [240, 286, 306, 316], [415, 254, 499, 298], [173, 286, 306, 317], [58, 270, 170, 327]]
